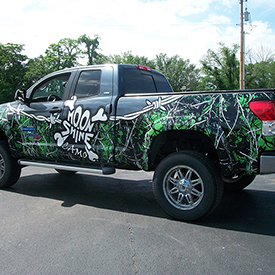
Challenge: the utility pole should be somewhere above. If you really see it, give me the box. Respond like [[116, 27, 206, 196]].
[[239, 0, 245, 90], [239, 0, 250, 90]]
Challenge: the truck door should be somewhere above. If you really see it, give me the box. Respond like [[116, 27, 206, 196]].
[[55, 66, 114, 165], [14, 71, 73, 159]]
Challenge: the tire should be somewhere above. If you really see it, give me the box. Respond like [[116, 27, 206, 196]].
[[55, 169, 77, 175], [0, 141, 21, 188], [223, 174, 256, 192], [153, 151, 223, 221]]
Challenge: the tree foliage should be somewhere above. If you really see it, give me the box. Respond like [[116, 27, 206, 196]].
[[107, 51, 155, 68], [44, 38, 81, 71], [245, 60, 275, 89], [1, 37, 275, 104], [78, 34, 104, 65], [25, 55, 52, 87], [155, 53, 200, 91], [106, 52, 200, 91], [247, 45, 275, 63], [200, 42, 239, 90], [0, 43, 28, 102]]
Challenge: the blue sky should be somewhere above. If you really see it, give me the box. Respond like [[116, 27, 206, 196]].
[[1, 0, 275, 65]]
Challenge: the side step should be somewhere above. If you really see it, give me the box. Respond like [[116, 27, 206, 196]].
[[18, 160, 116, 175]]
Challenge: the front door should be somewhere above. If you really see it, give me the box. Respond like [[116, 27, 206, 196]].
[[13, 72, 72, 160]]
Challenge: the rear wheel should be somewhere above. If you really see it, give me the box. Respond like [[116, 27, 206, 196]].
[[153, 151, 223, 221], [0, 141, 21, 188]]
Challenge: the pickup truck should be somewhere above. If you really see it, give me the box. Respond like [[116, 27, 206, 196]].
[[1, 64, 275, 221]]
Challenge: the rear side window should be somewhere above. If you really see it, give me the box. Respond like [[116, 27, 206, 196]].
[[153, 74, 173, 93], [124, 69, 156, 94], [74, 70, 101, 99]]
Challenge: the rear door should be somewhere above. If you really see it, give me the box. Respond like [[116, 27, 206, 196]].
[[55, 66, 115, 164]]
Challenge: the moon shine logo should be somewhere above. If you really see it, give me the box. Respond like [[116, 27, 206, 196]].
[[54, 96, 108, 161]]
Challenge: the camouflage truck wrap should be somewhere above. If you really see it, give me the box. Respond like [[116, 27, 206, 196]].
[[0, 64, 275, 221]]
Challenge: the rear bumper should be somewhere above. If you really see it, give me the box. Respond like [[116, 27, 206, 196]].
[[260, 152, 275, 174]]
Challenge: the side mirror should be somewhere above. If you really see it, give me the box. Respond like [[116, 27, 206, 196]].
[[14, 89, 26, 103]]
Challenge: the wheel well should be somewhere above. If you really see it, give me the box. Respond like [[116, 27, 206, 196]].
[[0, 129, 7, 141], [148, 130, 219, 170]]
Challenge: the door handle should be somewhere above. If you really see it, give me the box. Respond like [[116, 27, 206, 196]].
[[49, 107, 62, 114]]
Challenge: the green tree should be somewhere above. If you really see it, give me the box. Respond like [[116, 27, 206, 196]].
[[78, 34, 106, 65], [0, 43, 28, 103], [155, 53, 200, 91], [24, 55, 53, 88], [245, 60, 275, 89], [107, 51, 155, 67], [200, 42, 239, 90], [44, 38, 81, 71]]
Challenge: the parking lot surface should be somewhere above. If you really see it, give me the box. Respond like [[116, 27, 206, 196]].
[[1, 167, 275, 274]]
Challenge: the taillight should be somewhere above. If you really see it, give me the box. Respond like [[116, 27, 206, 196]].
[[249, 101, 275, 121], [137, 65, 152, 72]]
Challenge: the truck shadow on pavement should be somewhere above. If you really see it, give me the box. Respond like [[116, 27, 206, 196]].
[[6, 170, 275, 237]]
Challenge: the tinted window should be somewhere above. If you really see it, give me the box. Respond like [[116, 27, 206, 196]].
[[75, 70, 101, 99], [124, 69, 156, 94], [153, 74, 173, 93], [32, 73, 70, 102]]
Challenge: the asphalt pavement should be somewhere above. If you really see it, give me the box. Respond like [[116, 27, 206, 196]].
[[1, 166, 275, 274]]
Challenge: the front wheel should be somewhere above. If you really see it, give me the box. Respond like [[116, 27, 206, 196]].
[[0, 141, 21, 188], [153, 151, 223, 221]]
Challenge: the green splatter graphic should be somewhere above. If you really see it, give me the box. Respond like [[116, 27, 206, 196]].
[[0, 91, 275, 178]]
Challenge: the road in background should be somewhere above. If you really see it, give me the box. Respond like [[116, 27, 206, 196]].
[[1, 167, 275, 274]]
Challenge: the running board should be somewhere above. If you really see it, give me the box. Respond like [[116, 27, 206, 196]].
[[18, 160, 116, 175]]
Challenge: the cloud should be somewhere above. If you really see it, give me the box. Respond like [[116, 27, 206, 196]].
[[0, 0, 274, 65], [246, 21, 275, 49], [205, 14, 232, 25]]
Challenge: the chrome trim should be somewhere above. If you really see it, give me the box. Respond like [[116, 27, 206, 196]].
[[18, 160, 115, 175]]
